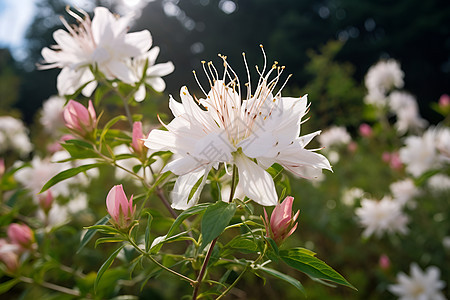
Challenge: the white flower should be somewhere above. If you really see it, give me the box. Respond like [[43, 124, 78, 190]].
[[130, 47, 175, 102], [388, 263, 446, 300], [318, 126, 351, 149], [40, 7, 151, 96], [364, 59, 404, 107], [37, 204, 69, 229], [355, 196, 408, 238], [389, 91, 427, 134], [0, 116, 33, 156], [399, 127, 449, 177], [427, 174, 450, 193], [144, 52, 331, 209], [40, 96, 66, 136], [67, 193, 88, 214], [341, 187, 364, 206], [435, 126, 450, 159], [390, 179, 420, 207]]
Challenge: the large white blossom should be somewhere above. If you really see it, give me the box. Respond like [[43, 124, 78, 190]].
[[0, 116, 33, 157], [355, 196, 408, 238], [389, 91, 427, 134], [144, 53, 331, 209], [318, 126, 351, 149], [399, 127, 450, 177], [388, 263, 446, 300], [364, 59, 404, 107], [40, 7, 151, 96], [40, 96, 66, 136]]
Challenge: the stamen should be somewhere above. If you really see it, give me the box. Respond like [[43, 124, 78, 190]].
[[193, 70, 207, 96]]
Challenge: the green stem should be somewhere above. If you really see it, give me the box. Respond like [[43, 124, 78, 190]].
[[215, 265, 249, 300], [19, 276, 84, 297], [228, 164, 237, 203], [127, 237, 195, 284]]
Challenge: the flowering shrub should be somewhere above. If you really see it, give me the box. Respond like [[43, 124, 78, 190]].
[[0, 6, 448, 300]]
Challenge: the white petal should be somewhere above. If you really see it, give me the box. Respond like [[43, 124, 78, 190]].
[[105, 60, 134, 83], [170, 167, 209, 210], [234, 154, 277, 206], [144, 129, 177, 151], [146, 77, 166, 92], [163, 156, 205, 175], [92, 7, 115, 44], [124, 30, 152, 54], [134, 84, 146, 102], [169, 96, 185, 117], [147, 62, 175, 77], [81, 80, 98, 97]]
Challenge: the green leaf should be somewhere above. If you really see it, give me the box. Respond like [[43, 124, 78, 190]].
[[99, 115, 128, 145], [280, 248, 356, 290], [115, 153, 137, 160], [265, 237, 279, 256], [222, 235, 258, 256], [95, 237, 125, 248], [77, 215, 110, 253], [40, 163, 103, 193], [257, 266, 306, 296], [166, 203, 210, 238], [0, 278, 20, 294], [201, 201, 236, 250], [145, 212, 153, 252], [95, 245, 125, 293], [85, 225, 123, 235]]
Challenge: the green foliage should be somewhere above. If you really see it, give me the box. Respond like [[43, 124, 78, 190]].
[[200, 201, 237, 250]]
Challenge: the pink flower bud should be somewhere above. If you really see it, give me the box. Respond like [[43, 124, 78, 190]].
[[382, 152, 391, 163], [263, 196, 300, 246], [389, 152, 403, 170], [63, 100, 97, 136], [359, 123, 373, 138], [39, 190, 54, 213], [379, 254, 390, 270], [439, 94, 450, 108], [106, 185, 136, 229], [7, 223, 34, 249], [132, 121, 145, 155], [0, 158, 5, 177], [0, 239, 19, 272]]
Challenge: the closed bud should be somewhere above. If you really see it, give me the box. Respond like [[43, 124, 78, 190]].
[[63, 100, 97, 137], [7, 223, 34, 250], [106, 185, 136, 229], [0, 239, 19, 272], [131, 121, 146, 156], [39, 190, 54, 213], [263, 196, 300, 246]]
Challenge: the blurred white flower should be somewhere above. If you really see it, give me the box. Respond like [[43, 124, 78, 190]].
[[443, 236, 450, 250], [364, 59, 404, 107], [40, 7, 151, 96], [144, 53, 331, 209], [130, 47, 175, 102], [67, 193, 88, 214], [389, 91, 427, 134], [0, 116, 33, 157], [390, 178, 420, 208], [318, 126, 351, 149], [40, 96, 66, 136], [388, 263, 446, 300], [435, 126, 450, 159], [341, 187, 364, 206], [37, 204, 69, 229], [355, 196, 408, 238], [399, 127, 450, 177], [427, 174, 450, 193]]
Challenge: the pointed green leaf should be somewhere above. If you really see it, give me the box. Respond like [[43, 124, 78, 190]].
[[257, 266, 306, 296], [280, 248, 356, 290], [95, 237, 125, 248], [40, 163, 103, 193], [99, 115, 128, 145], [201, 201, 236, 250], [77, 215, 110, 253], [145, 212, 153, 252], [0, 278, 20, 294], [166, 203, 210, 238], [95, 245, 125, 293]]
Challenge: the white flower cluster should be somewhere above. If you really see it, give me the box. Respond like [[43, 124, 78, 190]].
[[399, 126, 450, 177], [0, 116, 33, 157], [318, 126, 351, 149], [39, 96, 66, 136], [355, 196, 409, 238], [388, 263, 446, 300], [364, 59, 404, 107], [40, 7, 174, 101], [364, 60, 427, 135]]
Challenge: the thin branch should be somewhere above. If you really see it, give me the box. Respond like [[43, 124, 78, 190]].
[[192, 237, 218, 300], [215, 265, 249, 300], [19, 276, 84, 297]]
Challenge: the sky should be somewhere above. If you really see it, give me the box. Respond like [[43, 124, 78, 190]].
[[0, 0, 151, 60]]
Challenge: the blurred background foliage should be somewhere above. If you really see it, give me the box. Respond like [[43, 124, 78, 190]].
[[1, 0, 449, 127]]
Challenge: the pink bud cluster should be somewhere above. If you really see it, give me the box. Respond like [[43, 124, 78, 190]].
[[263, 196, 300, 246], [63, 100, 97, 137], [0, 223, 35, 272], [106, 185, 136, 229]]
